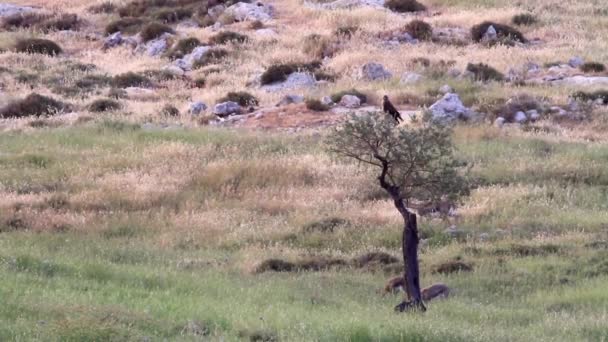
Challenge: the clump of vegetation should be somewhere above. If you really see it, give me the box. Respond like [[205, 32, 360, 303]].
[[493, 94, 543, 121], [153, 8, 192, 23], [404, 20, 433, 41], [384, 0, 426, 13], [161, 104, 180, 116], [14, 38, 62, 56], [491, 244, 561, 257], [192, 48, 229, 68], [141, 69, 178, 82], [191, 77, 206, 88], [335, 25, 359, 38], [410, 57, 431, 67], [75, 74, 113, 90], [1, 12, 49, 30], [248, 20, 264, 30], [108, 88, 128, 99], [209, 31, 248, 45], [471, 21, 526, 43], [140, 22, 174, 42], [1, 12, 78, 32], [572, 90, 608, 104], [330, 89, 367, 104], [353, 252, 399, 268], [432, 260, 473, 274], [105, 17, 146, 35], [0, 93, 69, 118], [512, 13, 537, 26], [88, 98, 122, 112], [302, 34, 336, 59], [218, 91, 259, 107], [40, 14, 82, 32], [580, 62, 606, 73], [260, 61, 321, 85], [111, 72, 153, 88], [88, 1, 117, 14], [305, 98, 331, 112], [466, 63, 504, 82], [254, 257, 348, 274], [165, 37, 201, 59], [302, 217, 348, 233], [117, 0, 201, 18]]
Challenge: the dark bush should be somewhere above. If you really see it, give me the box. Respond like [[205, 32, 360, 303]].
[[305, 98, 330, 112], [141, 69, 178, 82], [512, 13, 537, 26], [580, 62, 606, 73], [88, 1, 117, 14], [153, 7, 192, 23], [471, 21, 526, 43], [198, 14, 216, 28], [161, 104, 180, 116], [76, 74, 113, 90], [404, 19, 433, 41], [248, 20, 264, 30], [105, 17, 146, 35], [335, 25, 359, 38], [432, 260, 473, 274], [112, 72, 153, 88], [353, 252, 399, 268], [260, 61, 321, 85], [572, 90, 608, 104], [491, 244, 561, 257], [303, 217, 347, 233], [209, 31, 249, 45], [1, 12, 50, 30], [192, 48, 229, 68], [117, 0, 202, 18], [254, 259, 295, 273], [0, 93, 69, 118], [40, 14, 82, 32], [330, 89, 367, 104], [384, 0, 426, 13], [410, 57, 431, 67], [314, 70, 337, 82], [88, 98, 122, 112], [140, 22, 174, 42], [14, 38, 62, 56], [166, 37, 201, 59], [192, 77, 206, 88], [466, 63, 504, 82], [218, 91, 259, 107]]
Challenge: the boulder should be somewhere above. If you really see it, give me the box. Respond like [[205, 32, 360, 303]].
[[189, 102, 208, 115], [213, 101, 241, 117], [0, 4, 35, 17], [135, 34, 171, 57], [174, 46, 210, 71], [339, 95, 361, 108], [225, 2, 273, 21], [428, 93, 475, 122], [361, 62, 392, 81], [163, 65, 185, 77], [103, 32, 123, 50], [568, 56, 584, 68], [400, 72, 424, 84], [276, 94, 304, 106], [261, 72, 316, 92]]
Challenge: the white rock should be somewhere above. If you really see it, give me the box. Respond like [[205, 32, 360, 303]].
[[439, 84, 453, 94], [135, 34, 171, 57], [189, 102, 208, 115], [321, 96, 334, 106], [552, 76, 608, 86], [255, 28, 277, 37], [568, 56, 585, 68], [213, 101, 241, 117], [339, 95, 361, 108], [526, 109, 540, 121], [513, 111, 527, 123], [494, 117, 506, 127], [482, 25, 497, 42], [225, 2, 273, 22], [429, 93, 475, 122], [103, 32, 123, 50], [174, 46, 210, 71], [361, 62, 392, 81], [400, 72, 424, 84], [163, 65, 185, 77], [0, 4, 35, 17], [208, 4, 226, 18]]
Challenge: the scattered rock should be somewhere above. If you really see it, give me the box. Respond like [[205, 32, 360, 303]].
[[174, 46, 210, 71], [513, 111, 527, 123], [428, 93, 475, 122], [313, 0, 384, 10], [276, 94, 304, 106], [163, 65, 185, 77], [400, 72, 424, 84], [439, 84, 453, 94], [225, 2, 274, 22], [213, 101, 241, 117], [208, 4, 226, 18], [261, 72, 316, 92], [339, 95, 361, 108], [124, 87, 158, 101], [494, 117, 506, 127], [320, 96, 334, 106], [482, 25, 497, 42], [568, 56, 585, 68], [526, 109, 540, 121], [103, 32, 123, 50], [0, 4, 35, 17], [135, 34, 171, 57], [360, 62, 392, 81], [189, 101, 208, 115]]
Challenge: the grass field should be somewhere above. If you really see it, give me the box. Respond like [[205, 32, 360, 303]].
[[1, 121, 608, 341]]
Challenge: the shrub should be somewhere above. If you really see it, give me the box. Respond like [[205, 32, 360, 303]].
[[353, 252, 399, 268], [161, 104, 180, 116], [471, 21, 526, 43], [335, 25, 359, 38], [111, 72, 152, 88], [580, 62, 606, 73], [404, 20, 433, 41], [40, 14, 82, 32], [88, 1, 117, 14], [192, 77, 206, 88], [108, 88, 128, 99], [198, 14, 216, 27], [494, 94, 543, 121], [153, 8, 191, 23], [1, 12, 49, 30], [305, 98, 330, 112], [218, 91, 259, 107], [572, 90, 608, 104], [105, 17, 145, 35], [249, 20, 264, 30], [302, 34, 335, 59], [192, 48, 229, 68], [384, 0, 426, 13], [0, 93, 69, 118], [88, 98, 122, 112], [260, 61, 321, 85], [314, 70, 336, 82], [14, 38, 62, 56], [140, 22, 174, 42], [141, 69, 178, 82], [466, 63, 504, 82], [410, 57, 431, 67], [166, 37, 201, 59], [76, 74, 113, 89], [303, 217, 347, 233], [512, 13, 537, 26], [330, 89, 367, 104], [432, 260, 473, 274], [209, 31, 248, 45]]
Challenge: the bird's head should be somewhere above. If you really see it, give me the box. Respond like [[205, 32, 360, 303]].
[[383, 95, 388, 101]]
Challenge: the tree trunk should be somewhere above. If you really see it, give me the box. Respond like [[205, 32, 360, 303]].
[[397, 213, 426, 312]]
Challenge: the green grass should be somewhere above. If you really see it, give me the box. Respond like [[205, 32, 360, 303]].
[[1, 123, 608, 340]]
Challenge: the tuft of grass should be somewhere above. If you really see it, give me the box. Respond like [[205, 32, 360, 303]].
[[88, 1, 117, 14], [432, 260, 473, 274], [305, 98, 330, 112], [466, 63, 504, 82], [160, 104, 180, 116], [105, 17, 146, 35], [218, 91, 259, 107], [330, 89, 367, 104], [384, 0, 426, 13], [335, 25, 359, 38], [209, 31, 249, 45], [0, 93, 69, 118], [0, 12, 80, 32], [108, 88, 128, 99], [302, 34, 336, 59], [111, 72, 153, 88], [580, 62, 606, 73], [248, 20, 264, 30], [512, 13, 537, 26], [260, 62, 321, 85], [192, 48, 229, 68], [471, 21, 526, 43], [303, 217, 348, 233], [404, 20, 433, 41], [14, 38, 62, 56], [152, 7, 192, 23], [165, 37, 201, 59], [88, 99, 122, 112], [192, 77, 206, 88], [139, 22, 174, 42]]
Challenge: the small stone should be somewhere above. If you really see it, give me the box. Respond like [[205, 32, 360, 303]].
[[321, 96, 334, 106], [213, 101, 241, 117], [103, 32, 123, 50], [482, 25, 497, 42], [339, 95, 361, 108], [568, 56, 585, 68], [189, 102, 208, 115], [526, 109, 540, 121], [163, 65, 185, 77], [439, 84, 453, 94], [494, 117, 506, 127], [513, 111, 527, 123]]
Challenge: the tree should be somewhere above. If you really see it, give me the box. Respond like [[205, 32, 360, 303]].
[[327, 113, 467, 312]]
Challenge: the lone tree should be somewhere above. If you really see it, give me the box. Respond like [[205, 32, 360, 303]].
[[327, 113, 467, 312]]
